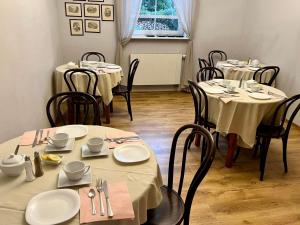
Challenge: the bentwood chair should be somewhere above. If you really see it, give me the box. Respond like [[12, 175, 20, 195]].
[[208, 50, 227, 66], [198, 58, 210, 70], [196, 67, 224, 82], [252, 66, 280, 86], [46, 92, 101, 127], [112, 58, 140, 121], [142, 124, 215, 225], [81, 52, 106, 62]]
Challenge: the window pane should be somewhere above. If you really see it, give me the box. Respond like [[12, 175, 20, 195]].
[[155, 19, 178, 31], [136, 18, 155, 30], [156, 0, 176, 16], [140, 0, 156, 15]]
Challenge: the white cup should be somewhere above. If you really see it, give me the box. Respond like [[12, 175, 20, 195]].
[[63, 161, 90, 181], [227, 85, 236, 92], [48, 133, 69, 148], [251, 59, 260, 67], [87, 137, 104, 153], [222, 80, 231, 87], [251, 85, 261, 92]]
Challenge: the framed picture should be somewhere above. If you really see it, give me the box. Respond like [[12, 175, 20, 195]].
[[85, 19, 100, 33], [101, 4, 114, 21], [69, 19, 84, 36], [88, 0, 104, 2], [65, 2, 82, 17], [84, 3, 100, 18]]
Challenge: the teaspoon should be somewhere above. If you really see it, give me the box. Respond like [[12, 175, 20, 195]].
[[88, 189, 97, 215]]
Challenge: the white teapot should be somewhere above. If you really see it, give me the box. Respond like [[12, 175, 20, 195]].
[[0, 154, 25, 176]]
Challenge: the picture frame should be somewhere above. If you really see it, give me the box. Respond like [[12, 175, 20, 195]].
[[84, 3, 100, 18], [101, 4, 114, 21], [85, 19, 101, 33], [69, 19, 84, 36], [65, 2, 82, 17], [88, 0, 104, 2]]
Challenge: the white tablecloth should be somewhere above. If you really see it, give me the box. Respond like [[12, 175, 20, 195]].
[[0, 126, 163, 225]]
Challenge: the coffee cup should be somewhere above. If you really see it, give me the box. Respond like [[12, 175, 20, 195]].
[[251, 59, 259, 67], [47, 133, 69, 148], [63, 161, 90, 181], [246, 80, 257, 88], [87, 137, 104, 153], [227, 85, 236, 92], [222, 80, 231, 87], [250, 85, 261, 92]]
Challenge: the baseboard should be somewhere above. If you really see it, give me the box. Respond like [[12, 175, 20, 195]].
[[132, 85, 180, 92]]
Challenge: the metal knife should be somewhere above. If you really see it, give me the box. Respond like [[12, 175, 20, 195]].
[[102, 180, 114, 217], [32, 130, 40, 147]]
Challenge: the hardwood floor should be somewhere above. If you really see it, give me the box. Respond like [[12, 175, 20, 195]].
[[107, 91, 300, 225]]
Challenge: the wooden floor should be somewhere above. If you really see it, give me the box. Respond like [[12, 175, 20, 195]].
[[107, 91, 300, 225]]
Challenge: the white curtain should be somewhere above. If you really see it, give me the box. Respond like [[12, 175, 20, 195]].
[[173, 0, 198, 88], [115, 0, 142, 68]]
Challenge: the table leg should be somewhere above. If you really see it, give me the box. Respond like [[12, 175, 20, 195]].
[[226, 133, 237, 168], [104, 104, 110, 124]]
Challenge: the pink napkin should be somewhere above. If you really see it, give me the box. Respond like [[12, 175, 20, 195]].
[[106, 130, 144, 148], [79, 182, 135, 224], [19, 128, 56, 146]]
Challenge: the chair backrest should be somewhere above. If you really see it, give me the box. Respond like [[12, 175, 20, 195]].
[[127, 58, 140, 92], [188, 80, 209, 128], [81, 52, 106, 62], [270, 94, 300, 137], [46, 92, 101, 127], [208, 50, 227, 66], [196, 67, 224, 82], [198, 58, 210, 70], [167, 124, 215, 225], [253, 66, 280, 86], [63, 68, 98, 96]]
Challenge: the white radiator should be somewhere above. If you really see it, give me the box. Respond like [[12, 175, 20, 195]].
[[130, 53, 183, 85]]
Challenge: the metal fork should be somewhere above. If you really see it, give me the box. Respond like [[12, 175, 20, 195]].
[[96, 178, 105, 216], [38, 130, 44, 145]]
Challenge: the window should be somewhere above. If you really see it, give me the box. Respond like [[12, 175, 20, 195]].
[[133, 0, 185, 38]]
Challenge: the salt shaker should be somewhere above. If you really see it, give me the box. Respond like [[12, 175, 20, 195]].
[[34, 152, 44, 177], [24, 156, 35, 182]]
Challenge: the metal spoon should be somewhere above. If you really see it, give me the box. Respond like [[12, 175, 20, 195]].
[[88, 189, 97, 215]]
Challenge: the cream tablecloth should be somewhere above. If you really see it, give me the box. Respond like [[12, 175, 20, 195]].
[[198, 80, 286, 148], [55, 64, 123, 105], [0, 126, 163, 225]]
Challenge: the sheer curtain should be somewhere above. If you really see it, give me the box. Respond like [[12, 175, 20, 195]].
[[173, 0, 198, 88], [115, 0, 142, 68]]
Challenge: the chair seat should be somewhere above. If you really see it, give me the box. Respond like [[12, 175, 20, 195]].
[[112, 85, 128, 94], [143, 185, 184, 225], [257, 124, 285, 138]]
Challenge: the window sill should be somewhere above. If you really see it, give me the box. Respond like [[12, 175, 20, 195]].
[[131, 35, 190, 41]]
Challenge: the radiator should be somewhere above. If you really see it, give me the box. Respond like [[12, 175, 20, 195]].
[[130, 53, 183, 85]]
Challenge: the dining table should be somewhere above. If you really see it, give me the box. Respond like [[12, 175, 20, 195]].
[[198, 79, 287, 167], [0, 125, 163, 225], [55, 62, 124, 124]]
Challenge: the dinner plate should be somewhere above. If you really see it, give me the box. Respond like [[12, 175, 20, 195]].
[[204, 88, 224, 94], [113, 144, 150, 163], [106, 65, 120, 69], [25, 189, 80, 225], [248, 93, 271, 100], [56, 125, 88, 139]]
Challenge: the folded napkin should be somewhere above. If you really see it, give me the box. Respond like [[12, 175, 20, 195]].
[[106, 130, 143, 149], [79, 182, 135, 224], [19, 128, 56, 146]]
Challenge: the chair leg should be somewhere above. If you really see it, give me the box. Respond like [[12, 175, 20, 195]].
[[233, 147, 240, 162], [187, 132, 196, 150], [282, 136, 288, 173], [110, 101, 113, 113], [126, 93, 133, 121], [201, 138, 207, 162], [215, 132, 220, 149], [253, 136, 260, 158], [259, 137, 271, 181]]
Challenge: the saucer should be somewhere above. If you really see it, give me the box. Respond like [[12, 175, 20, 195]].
[[57, 168, 92, 188], [45, 138, 75, 152], [81, 143, 110, 158]]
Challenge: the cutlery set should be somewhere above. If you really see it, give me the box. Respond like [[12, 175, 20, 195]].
[[32, 130, 50, 147]]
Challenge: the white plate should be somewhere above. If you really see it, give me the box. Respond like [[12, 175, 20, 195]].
[[45, 138, 75, 152], [81, 143, 110, 158], [41, 155, 63, 165], [25, 189, 80, 225], [106, 65, 120, 69], [57, 168, 92, 188], [56, 125, 88, 139], [204, 88, 224, 94], [113, 144, 150, 163], [248, 93, 271, 100]]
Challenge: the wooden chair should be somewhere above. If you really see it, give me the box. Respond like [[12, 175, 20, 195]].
[[81, 52, 106, 62], [198, 58, 210, 70], [112, 58, 140, 121], [253, 66, 280, 86], [196, 67, 224, 82], [208, 50, 227, 66], [46, 92, 101, 127], [142, 124, 215, 225]]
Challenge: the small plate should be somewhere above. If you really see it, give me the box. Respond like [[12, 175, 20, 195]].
[[57, 168, 92, 188], [25, 189, 80, 225], [41, 155, 63, 165], [204, 88, 224, 94], [81, 143, 110, 158], [56, 125, 88, 139], [45, 138, 75, 152], [248, 93, 271, 100], [113, 144, 150, 163]]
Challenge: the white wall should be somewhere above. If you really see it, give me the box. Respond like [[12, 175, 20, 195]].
[[0, 0, 62, 142]]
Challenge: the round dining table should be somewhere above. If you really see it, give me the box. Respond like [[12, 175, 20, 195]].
[[198, 80, 287, 167], [0, 126, 163, 225], [55, 63, 124, 124]]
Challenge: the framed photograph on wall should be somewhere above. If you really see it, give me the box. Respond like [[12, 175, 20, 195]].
[[84, 3, 100, 18], [65, 2, 82, 17], [85, 19, 100, 33], [101, 4, 114, 21], [69, 19, 84, 36]]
